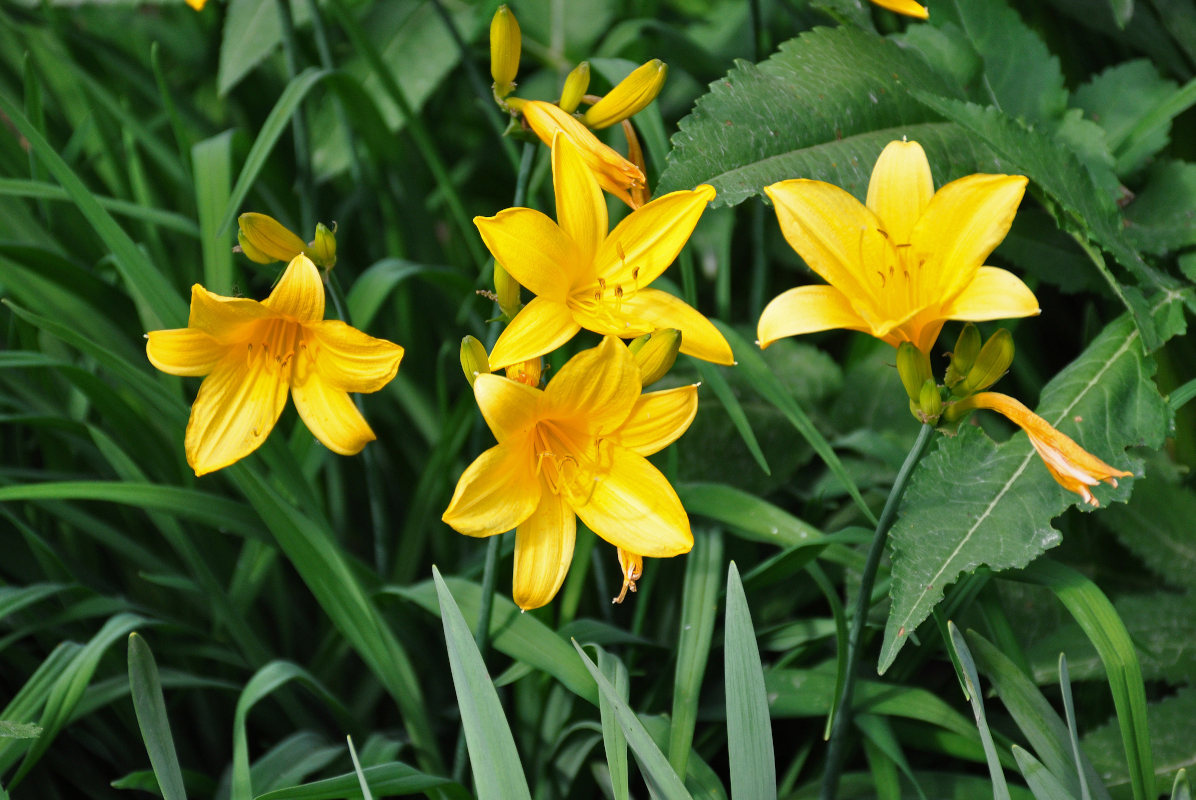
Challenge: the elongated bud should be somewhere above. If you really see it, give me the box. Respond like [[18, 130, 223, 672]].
[[506, 357, 542, 387], [896, 341, 933, 403], [628, 328, 680, 386], [559, 62, 590, 114], [957, 328, 1014, 396], [237, 213, 307, 263], [308, 222, 337, 269], [494, 262, 521, 318], [582, 59, 667, 129], [460, 336, 491, 387], [945, 323, 981, 388], [613, 548, 643, 604], [490, 5, 521, 99], [918, 379, 942, 422]]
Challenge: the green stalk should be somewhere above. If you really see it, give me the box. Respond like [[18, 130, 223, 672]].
[[820, 423, 935, 800]]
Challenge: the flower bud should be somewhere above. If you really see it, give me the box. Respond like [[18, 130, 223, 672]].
[[628, 328, 681, 386], [494, 262, 522, 319], [896, 341, 932, 403], [237, 213, 307, 264], [945, 323, 981, 388], [460, 336, 490, 387], [558, 62, 590, 114], [490, 5, 521, 99], [918, 379, 942, 422], [506, 357, 542, 387], [957, 328, 1014, 396], [307, 222, 337, 269], [582, 59, 667, 130]]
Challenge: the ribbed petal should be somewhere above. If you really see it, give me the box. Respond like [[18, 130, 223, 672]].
[[615, 290, 734, 365], [442, 440, 540, 537], [615, 385, 698, 456], [146, 328, 228, 376], [474, 373, 541, 442], [262, 254, 325, 322], [940, 266, 1041, 322], [573, 442, 692, 558], [764, 180, 885, 318], [511, 491, 575, 610], [543, 336, 640, 435], [910, 173, 1027, 304], [184, 349, 289, 476], [870, 0, 929, 18], [308, 320, 404, 393], [866, 140, 934, 246], [475, 208, 579, 301], [553, 134, 607, 266], [757, 285, 870, 348], [188, 285, 273, 343], [488, 296, 581, 370], [594, 185, 715, 287], [292, 371, 376, 455]]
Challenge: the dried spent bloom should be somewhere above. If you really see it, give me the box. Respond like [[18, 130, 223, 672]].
[[758, 139, 1039, 355], [442, 337, 698, 610], [147, 255, 403, 475]]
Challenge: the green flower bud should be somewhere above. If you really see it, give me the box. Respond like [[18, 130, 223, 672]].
[[558, 62, 590, 114], [490, 5, 521, 99], [494, 262, 522, 319], [945, 323, 981, 388], [918, 378, 943, 422], [237, 213, 307, 263], [957, 328, 1014, 396], [628, 328, 681, 386], [460, 336, 491, 387], [896, 341, 933, 403], [308, 222, 337, 269]]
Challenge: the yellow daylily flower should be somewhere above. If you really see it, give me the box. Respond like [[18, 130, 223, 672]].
[[146, 254, 403, 476], [517, 99, 647, 208], [953, 392, 1132, 507], [870, 0, 929, 18], [476, 134, 733, 369], [758, 139, 1039, 355], [442, 336, 698, 610]]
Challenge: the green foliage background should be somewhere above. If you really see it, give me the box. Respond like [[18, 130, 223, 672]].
[[0, 0, 1194, 798]]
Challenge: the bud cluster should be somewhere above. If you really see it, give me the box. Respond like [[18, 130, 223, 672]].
[[896, 323, 1017, 425]]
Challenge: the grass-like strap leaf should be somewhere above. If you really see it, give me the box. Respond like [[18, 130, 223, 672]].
[[0, 178, 199, 235], [573, 642, 693, 800], [127, 633, 188, 800], [880, 308, 1171, 673], [694, 360, 770, 476], [668, 529, 722, 776], [1012, 746, 1076, 800], [432, 567, 531, 800], [724, 562, 776, 800], [254, 761, 468, 800], [595, 647, 630, 800], [193, 132, 236, 294], [346, 258, 473, 330], [1014, 560, 1154, 800], [947, 622, 1011, 800]]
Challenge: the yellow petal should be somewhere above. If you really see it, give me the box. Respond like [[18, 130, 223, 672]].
[[188, 285, 273, 343], [473, 373, 541, 441], [615, 385, 698, 456], [511, 491, 575, 610], [870, 0, 929, 18], [442, 440, 540, 537], [573, 442, 692, 558], [291, 371, 376, 455], [910, 173, 1027, 305], [940, 266, 1040, 322], [615, 289, 734, 365], [185, 350, 289, 476], [581, 59, 667, 130], [308, 320, 404, 392], [594, 185, 715, 288], [263, 254, 326, 322], [475, 208, 579, 301], [488, 296, 581, 370], [146, 328, 228, 377], [186, 0, 207, 10], [764, 180, 885, 318], [757, 285, 870, 348], [866, 140, 934, 245], [543, 336, 640, 435], [552, 134, 607, 266]]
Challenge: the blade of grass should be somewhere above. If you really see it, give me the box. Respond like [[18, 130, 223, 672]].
[[193, 131, 236, 293], [694, 360, 771, 476], [1013, 745, 1077, 800], [725, 561, 777, 800], [595, 646, 631, 800], [948, 621, 1011, 800], [0, 179, 198, 235], [1059, 655, 1093, 800], [127, 633, 188, 800]]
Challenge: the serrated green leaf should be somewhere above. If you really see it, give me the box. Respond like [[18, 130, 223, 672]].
[[1123, 160, 1196, 255], [1100, 473, 1196, 589], [1084, 687, 1196, 797], [880, 310, 1170, 673], [657, 26, 972, 206], [432, 568, 531, 800], [724, 562, 776, 800]]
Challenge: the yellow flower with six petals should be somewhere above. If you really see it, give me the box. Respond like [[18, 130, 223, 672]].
[[758, 139, 1039, 355], [147, 254, 403, 476], [442, 336, 697, 610], [477, 133, 733, 370]]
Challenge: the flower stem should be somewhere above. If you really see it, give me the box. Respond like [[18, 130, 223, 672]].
[[820, 422, 935, 800]]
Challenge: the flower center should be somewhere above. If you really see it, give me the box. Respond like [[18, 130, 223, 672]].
[[532, 419, 601, 505], [247, 318, 314, 386], [571, 244, 645, 331]]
